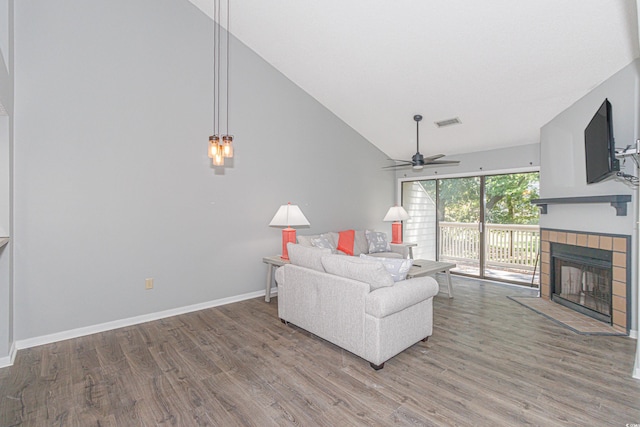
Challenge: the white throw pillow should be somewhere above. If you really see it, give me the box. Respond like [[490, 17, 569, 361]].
[[365, 230, 391, 254], [360, 254, 413, 282]]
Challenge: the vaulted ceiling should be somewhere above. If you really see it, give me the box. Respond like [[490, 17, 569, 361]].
[[189, 0, 640, 162]]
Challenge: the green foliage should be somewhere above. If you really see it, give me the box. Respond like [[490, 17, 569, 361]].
[[437, 177, 480, 222], [427, 173, 539, 224], [485, 173, 539, 225]]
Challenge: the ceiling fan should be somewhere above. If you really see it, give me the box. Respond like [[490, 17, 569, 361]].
[[384, 115, 460, 170]]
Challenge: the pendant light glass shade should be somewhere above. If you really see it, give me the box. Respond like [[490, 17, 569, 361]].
[[208, 0, 233, 167], [213, 145, 224, 166], [222, 135, 234, 158], [208, 135, 220, 159]]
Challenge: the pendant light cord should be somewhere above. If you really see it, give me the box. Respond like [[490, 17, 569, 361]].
[[226, 0, 230, 134], [212, 0, 217, 134], [216, 0, 221, 136]]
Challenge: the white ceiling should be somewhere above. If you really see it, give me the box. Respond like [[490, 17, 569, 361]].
[[189, 0, 640, 162]]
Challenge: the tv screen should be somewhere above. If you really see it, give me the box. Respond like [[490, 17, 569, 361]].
[[584, 99, 618, 184]]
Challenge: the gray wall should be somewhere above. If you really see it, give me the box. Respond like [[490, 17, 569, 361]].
[[0, 0, 13, 361], [12, 0, 393, 342], [539, 59, 639, 331], [394, 143, 540, 183]]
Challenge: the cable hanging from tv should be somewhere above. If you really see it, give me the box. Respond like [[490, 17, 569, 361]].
[[615, 171, 638, 187], [613, 141, 639, 187]]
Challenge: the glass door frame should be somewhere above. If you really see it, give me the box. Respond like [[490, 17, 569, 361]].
[[399, 167, 540, 286]]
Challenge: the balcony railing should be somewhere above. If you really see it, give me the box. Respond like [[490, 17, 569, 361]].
[[439, 222, 540, 271]]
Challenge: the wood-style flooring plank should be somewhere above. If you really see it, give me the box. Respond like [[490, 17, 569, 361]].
[[1, 276, 639, 426]]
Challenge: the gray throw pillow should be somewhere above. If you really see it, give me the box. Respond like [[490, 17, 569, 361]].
[[354, 230, 369, 256], [296, 234, 319, 247], [360, 254, 413, 282], [288, 243, 331, 272], [311, 235, 335, 252], [365, 230, 391, 254]]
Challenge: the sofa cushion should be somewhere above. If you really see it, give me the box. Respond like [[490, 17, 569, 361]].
[[337, 230, 355, 255], [365, 230, 391, 254], [321, 254, 394, 290], [360, 254, 413, 282], [287, 243, 331, 272]]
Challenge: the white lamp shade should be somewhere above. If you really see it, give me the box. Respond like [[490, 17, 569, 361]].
[[383, 206, 410, 222], [269, 203, 310, 227]]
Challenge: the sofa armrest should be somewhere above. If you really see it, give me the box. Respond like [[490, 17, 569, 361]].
[[389, 243, 411, 259], [365, 276, 439, 318]]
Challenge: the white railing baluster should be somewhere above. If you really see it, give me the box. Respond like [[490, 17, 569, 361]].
[[439, 222, 540, 272]]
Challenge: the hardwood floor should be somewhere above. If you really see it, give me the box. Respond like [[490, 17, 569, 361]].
[[1, 276, 639, 426]]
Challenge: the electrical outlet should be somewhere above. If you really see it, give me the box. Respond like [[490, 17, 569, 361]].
[[145, 278, 153, 290]]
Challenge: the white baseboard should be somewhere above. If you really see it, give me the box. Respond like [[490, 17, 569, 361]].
[[0, 341, 16, 368], [15, 289, 267, 352], [634, 362, 640, 380]]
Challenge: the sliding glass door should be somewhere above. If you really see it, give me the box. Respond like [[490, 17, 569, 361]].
[[401, 172, 540, 286], [438, 177, 481, 276], [483, 173, 540, 284]]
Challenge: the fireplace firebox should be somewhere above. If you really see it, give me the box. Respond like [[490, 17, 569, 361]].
[[540, 229, 630, 333], [550, 243, 612, 323]]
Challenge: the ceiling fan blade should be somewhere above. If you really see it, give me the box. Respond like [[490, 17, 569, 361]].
[[383, 114, 462, 170], [425, 160, 460, 165], [383, 159, 413, 168], [382, 163, 413, 169]]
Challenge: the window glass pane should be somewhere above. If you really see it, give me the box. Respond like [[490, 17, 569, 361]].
[[438, 177, 481, 276], [484, 172, 540, 285]]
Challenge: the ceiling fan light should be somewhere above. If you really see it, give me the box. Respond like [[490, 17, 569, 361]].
[[412, 165, 424, 171]]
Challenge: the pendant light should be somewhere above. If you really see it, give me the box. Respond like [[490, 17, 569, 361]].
[[208, 0, 233, 167]]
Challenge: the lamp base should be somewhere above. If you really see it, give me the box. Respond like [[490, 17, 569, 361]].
[[391, 222, 402, 244], [281, 228, 297, 260]]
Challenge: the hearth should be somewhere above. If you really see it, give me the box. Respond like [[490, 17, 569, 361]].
[[539, 229, 630, 334], [551, 243, 612, 323]]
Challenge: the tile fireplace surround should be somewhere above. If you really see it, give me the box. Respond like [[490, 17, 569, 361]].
[[540, 228, 631, 334]]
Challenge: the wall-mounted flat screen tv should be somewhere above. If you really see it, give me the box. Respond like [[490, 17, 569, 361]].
[[584, 98, 619, 184]]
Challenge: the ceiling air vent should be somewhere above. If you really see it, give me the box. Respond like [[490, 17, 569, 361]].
[[435, 117, 461, 128]]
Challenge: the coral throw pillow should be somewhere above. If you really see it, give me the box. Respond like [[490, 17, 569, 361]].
[[337, 230, 355, 256]]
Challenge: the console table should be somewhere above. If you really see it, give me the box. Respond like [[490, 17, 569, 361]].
[[263, 255, 288, 302], [391, 242, 417, 259]]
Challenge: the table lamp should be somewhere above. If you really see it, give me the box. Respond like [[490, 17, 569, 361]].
[[383, 205, 410, 244], [269, 203, 310, 260]]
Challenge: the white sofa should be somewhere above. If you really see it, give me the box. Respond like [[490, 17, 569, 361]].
[[276, 243, 439, 370], [296, 229, 410, 259]]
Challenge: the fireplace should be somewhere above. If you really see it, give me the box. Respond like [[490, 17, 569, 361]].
[[551, 243, 612, 323], [540, 229, 630, 334]]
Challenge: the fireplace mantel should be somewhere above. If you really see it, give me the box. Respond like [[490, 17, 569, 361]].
[[531, 195, 631, 216]]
